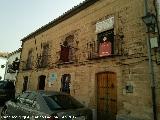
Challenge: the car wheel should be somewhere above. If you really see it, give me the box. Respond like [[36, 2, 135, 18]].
[[1, 106, 8, 120]]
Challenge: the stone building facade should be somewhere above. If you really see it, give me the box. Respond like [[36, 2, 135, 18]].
[[16, 0, 160, 120]]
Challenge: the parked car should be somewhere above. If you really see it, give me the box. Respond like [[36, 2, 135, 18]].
[[1, 90, 92, 120], [0, 80, 15, 103]]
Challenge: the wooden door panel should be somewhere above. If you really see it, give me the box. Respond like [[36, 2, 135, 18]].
[[97, 72, 117, 120], [109, 100, 117, 114], [98, 99, 104, 111], [97, 88, 107, 98]]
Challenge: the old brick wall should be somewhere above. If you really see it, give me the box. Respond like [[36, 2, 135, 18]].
[[16, 0, 160, 120]]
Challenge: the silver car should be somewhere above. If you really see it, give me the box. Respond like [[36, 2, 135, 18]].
[[1, 91, 92, 120]]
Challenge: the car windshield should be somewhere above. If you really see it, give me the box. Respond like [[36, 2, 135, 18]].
[[0, 81, 15, 89], [0, 81, 7, 89], [43, 95, 84, 110]]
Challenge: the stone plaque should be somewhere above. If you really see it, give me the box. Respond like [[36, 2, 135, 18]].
[[96, 17, 114, 33]]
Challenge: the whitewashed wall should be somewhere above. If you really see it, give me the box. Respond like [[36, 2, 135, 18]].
[[0, 57, 7, 80], [4, 52, 21, 81]]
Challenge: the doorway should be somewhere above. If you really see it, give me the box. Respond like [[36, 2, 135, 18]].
[[38, 75, 46, 90], [60, 74, 71, 94], [97, 72, 117, 120], [22, 76, 28, 92]]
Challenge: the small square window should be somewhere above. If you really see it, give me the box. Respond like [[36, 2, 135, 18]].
[[125, 85, 133, 93]]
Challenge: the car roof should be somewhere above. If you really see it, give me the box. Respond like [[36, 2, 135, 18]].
[[24, 90, 68, 96], [0, 80, 13, 82]]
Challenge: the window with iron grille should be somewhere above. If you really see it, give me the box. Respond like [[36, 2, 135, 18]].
[[87, 29, 120, 60], [41, 43, 49, 68], [59, 35, 76, 63], [97, 29, 114, 57], [26, 50, 33, 69], [60, 74, 71, 94]]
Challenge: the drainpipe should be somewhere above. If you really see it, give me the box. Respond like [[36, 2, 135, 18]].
[[144, 0, 148, 15], [146, 26, 157, 120], [144, 0, 157, 120]]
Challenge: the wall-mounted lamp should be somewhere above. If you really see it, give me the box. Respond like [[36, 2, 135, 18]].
[[142, 12, 160, 65], [142, 12, 156, 32]]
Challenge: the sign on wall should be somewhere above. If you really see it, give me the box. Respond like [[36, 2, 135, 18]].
[[150, 37, 158, 49], [96, 16, 114, 33], [49, 73, 57, 82]]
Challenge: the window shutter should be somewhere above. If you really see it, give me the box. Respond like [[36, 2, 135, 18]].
[[60, 45, 69, 62]]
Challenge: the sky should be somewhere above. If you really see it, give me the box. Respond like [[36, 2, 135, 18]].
[[0, 0, 85, 53]]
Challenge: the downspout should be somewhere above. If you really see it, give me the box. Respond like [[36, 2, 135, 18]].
[[144, 0, 157, 120], [144, 0, 148, 15]]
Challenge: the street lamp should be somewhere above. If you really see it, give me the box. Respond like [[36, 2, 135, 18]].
[[142, 12, 156, 32], [142, 12, 157, 120]]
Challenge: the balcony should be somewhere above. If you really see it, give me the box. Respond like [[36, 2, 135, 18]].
[[22, 63, 32, 71], [36, 54, 51, 68]]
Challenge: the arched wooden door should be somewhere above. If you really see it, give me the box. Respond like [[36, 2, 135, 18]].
[[97, 72, 117, 120]]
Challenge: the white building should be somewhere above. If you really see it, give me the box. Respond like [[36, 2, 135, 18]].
[[4, 48, 21, 82], [0, 53, 8, 80]]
